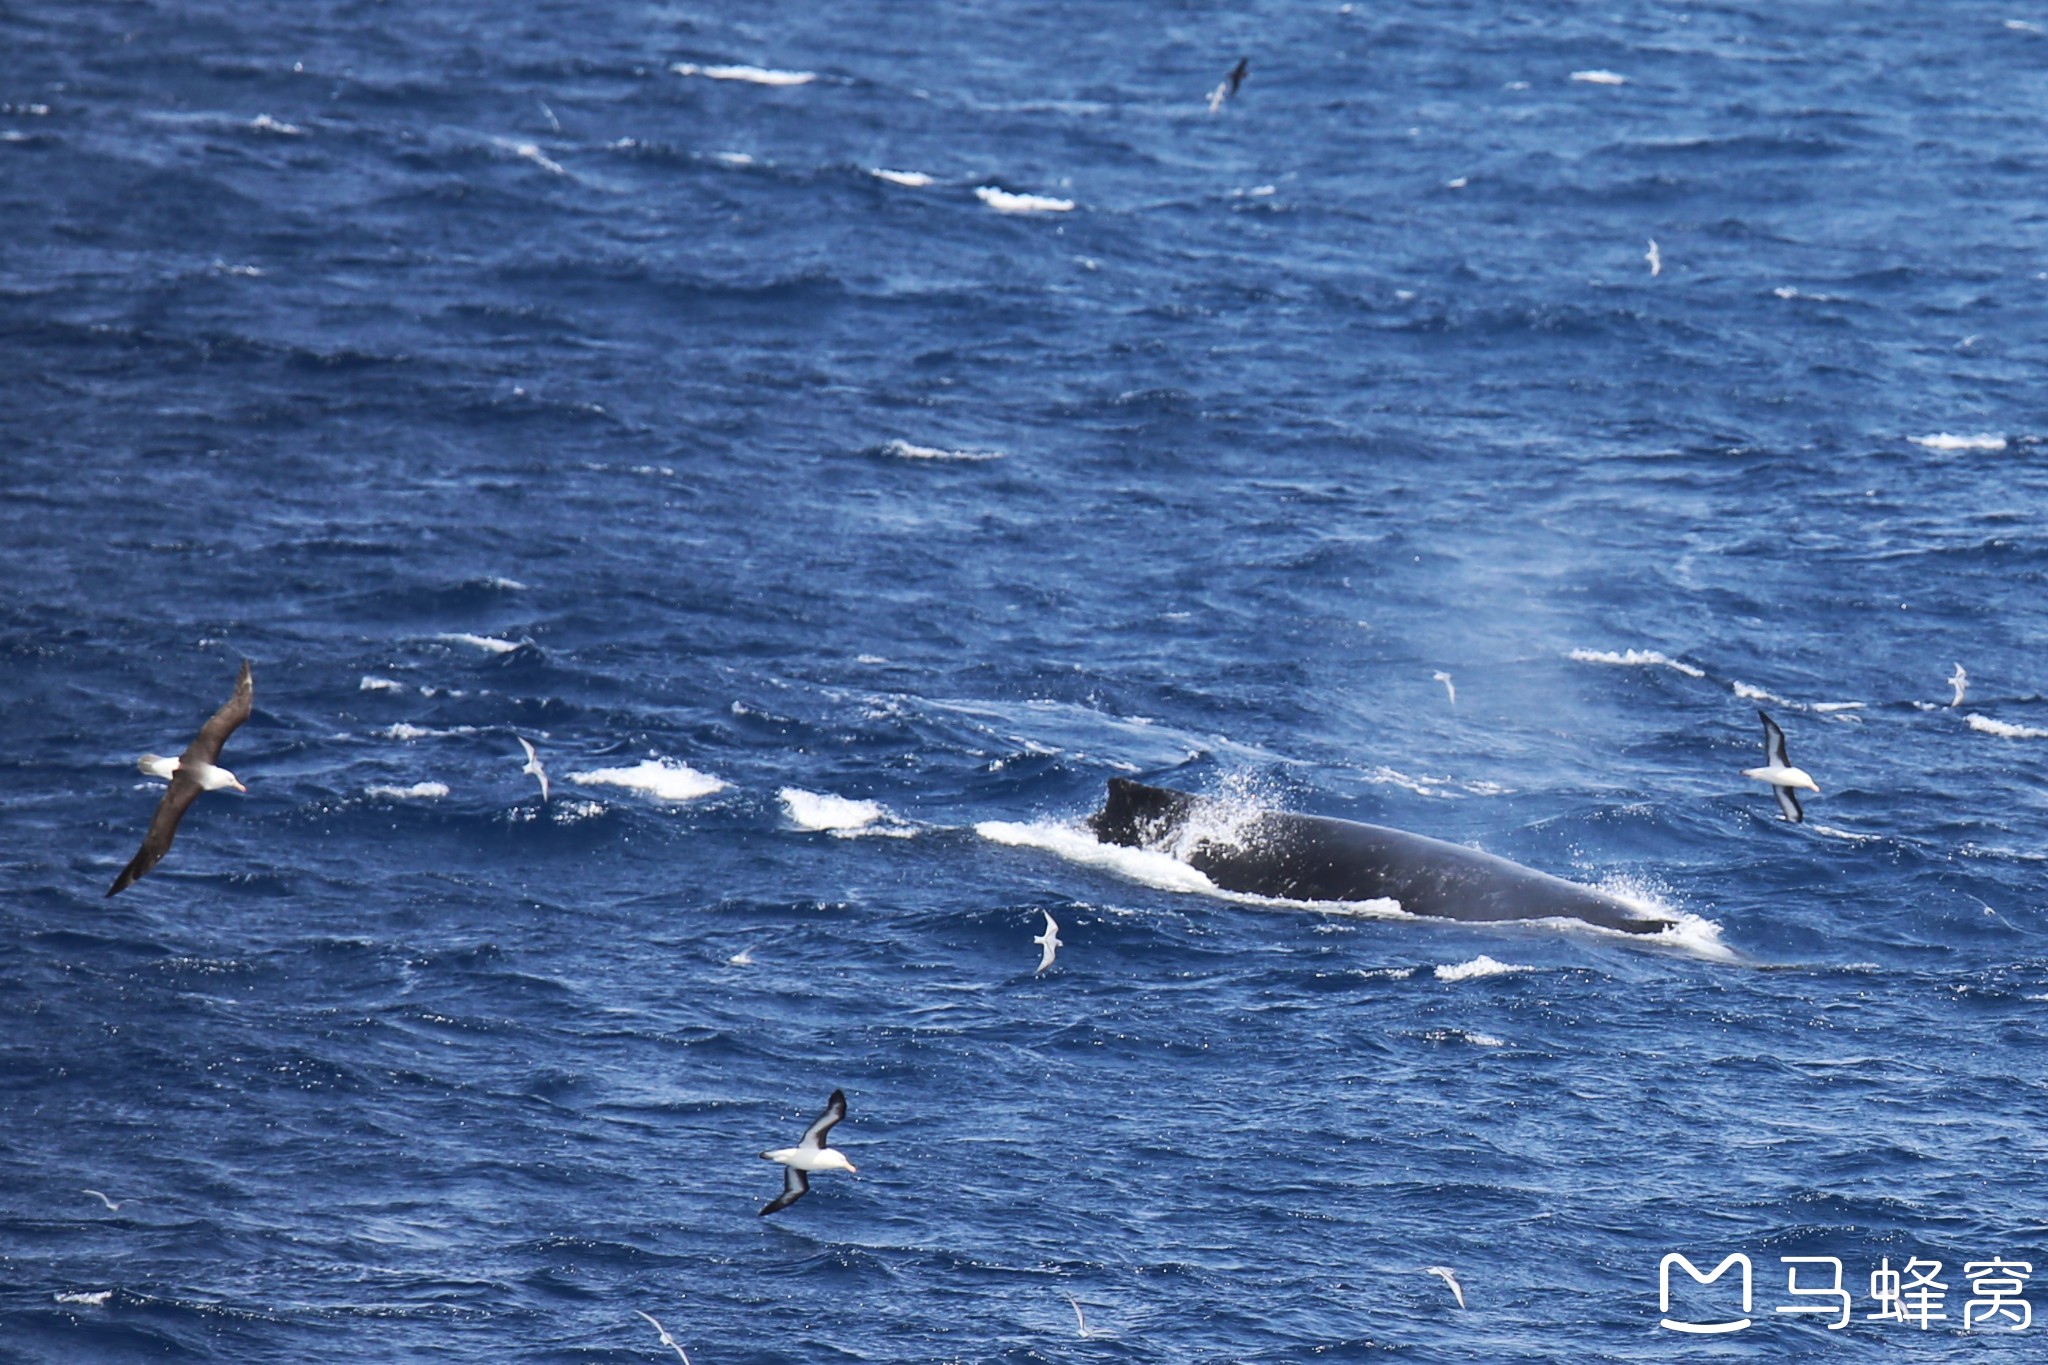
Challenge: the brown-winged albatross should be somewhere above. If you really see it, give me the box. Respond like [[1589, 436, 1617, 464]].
[[107, 659, 253, 896], [760, 1089, 855, 1215]]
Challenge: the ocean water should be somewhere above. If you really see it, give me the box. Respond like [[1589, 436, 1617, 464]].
[[5, 0, 2048, 1359]]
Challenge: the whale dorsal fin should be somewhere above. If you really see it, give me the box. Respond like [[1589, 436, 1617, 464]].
[[1090, 778, 1196, 847]]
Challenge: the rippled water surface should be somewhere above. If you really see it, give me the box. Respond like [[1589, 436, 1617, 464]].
[[6, 1, 2048, 1360]]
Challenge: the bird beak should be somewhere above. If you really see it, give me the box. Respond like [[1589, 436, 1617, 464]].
[[847, 1163, 859, 1174], [233, 779, 249, 793]]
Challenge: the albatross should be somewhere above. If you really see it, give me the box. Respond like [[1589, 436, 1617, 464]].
[[760, 1089, 855, 1215], [108, 659, 253, 896], [1742, 709, 1819, 823]]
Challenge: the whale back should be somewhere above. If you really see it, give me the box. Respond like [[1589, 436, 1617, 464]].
[[1091, 779, 1664, 935]]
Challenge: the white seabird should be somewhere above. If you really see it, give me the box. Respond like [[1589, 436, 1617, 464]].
[[82, 1189, 121, 1212], [634, 1310, 692, 1364], [1033, 910, 1063, 974], [1645, 239, 1661, 276], [1425, 1265, 1466, 1309], [1948, 663, 1967, 708], [1742, 709, 1819, 823], [1432, 670, 1456, 705], [108, 659, 253, 896], [516, 735, 549, 802], [760, 1089, 855, 1215]]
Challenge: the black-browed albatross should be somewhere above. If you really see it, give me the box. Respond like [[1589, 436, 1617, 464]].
[[760, 1089, 855, 1215], [107, 659, 253, 896]]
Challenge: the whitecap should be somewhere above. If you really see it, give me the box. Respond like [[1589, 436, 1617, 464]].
[[1570, 70, 1628, 85], [359, 675, 406, 693], [975, 186, 1075, 214], [1967, 714, 2048, 739], [672, 63, 815, 85], [872, 168, 934, 187], [1354, 966, 1418, 980], [1731, 681, 1791, 705], [976, 819, 1221, 895], [495, 138, 565, 175], [1811, 823, 1879, 843], [714, 151, 754, 166], [1435, 955, 1533, 982], [883, 438, 1005, 462], [55, 1291, 112, 1307], [569, 758, 726, 802], [1812, 701, 1866, 713], [381, 722, 478, 740], [1910, 432, 2007, 452], [366, 781, 449, 800], [485, 576, 529, 591], [249, 113, 304, 135], [1567, 647, 1705, 678], [438, 632, 522, 654], [781, 787, 887, 833]]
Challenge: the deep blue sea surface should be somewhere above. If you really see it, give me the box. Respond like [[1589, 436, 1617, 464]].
[[6, 1, 2048, 1359]]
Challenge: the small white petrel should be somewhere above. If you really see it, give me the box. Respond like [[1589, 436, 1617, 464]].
[[109, 659, 253, 896], [516, 735, 549, 802], [1948, 663, 1967, 708], [1425, 1265, 1466, 1309], [1742, 709, 1819, 823], [760, 1089, 855, 1215], [1033, 910, 1063, 974]]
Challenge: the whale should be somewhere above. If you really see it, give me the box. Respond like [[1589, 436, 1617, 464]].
[[1088, 778, 1671, 935]]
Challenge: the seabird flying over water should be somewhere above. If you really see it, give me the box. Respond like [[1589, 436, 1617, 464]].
[[1645, 239, 1662, 276], [1207, 57, 1248, 112], [1425, 1265, 1466, 1309], [760, 1089, 855, 1215], [1033, 910, 1062, 974], [516, 735, 549, 801], [82, 1189, 121, 1212], [1948, 662, 1967, 707], [107, 659, 253, 896], [1432, 670, 1456, 705], [1742, 709, 1819, 822]]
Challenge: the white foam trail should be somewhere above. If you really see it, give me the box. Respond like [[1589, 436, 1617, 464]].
[[884, 438, 1004, 461], [381, 723, 478, 740], [1364, 766, 1508, 798], [55, 1291, 112, 1307], [780, 787, 900, 836], [1465, 1032, 1506, 1047], [1570, 69, 1627, 85], [1567, 647, 1706, 678], [249, 113, 304, 135], [569, 758, 726, 802], [1811, 823, 1880, 843], [714, 151, 754, 166], [871, 168, 934, 187], [1436, 955, 1532, 982], [1967, 714, 2048, 739], [975, 186, 1075, 214], [485, 576, 529, 590], [1812, 701, 1865, 713], [366, 782, 449, 800], [359, 675, 406, 692], [1731, 681, 1791, 705], [672, 63, 814, 85], [438, 632, 521, 654], [976, 820, 1221, 895], [1911, 432, 2006, 452]]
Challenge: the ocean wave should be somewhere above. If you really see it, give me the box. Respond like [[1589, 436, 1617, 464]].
[[1731, 681, 1791, 705], [360, 675, 406, 692], [569, 758, 726, 802], [1435, 955, 1533, 982], [381, 723, 478, 740], [1570, 70, 1628, 85], [871, 168, 934, 187], [882, 438, 1004, 461], [1967, 714, 2048, 739], [779, 787, 910, 837], [1567, 647, 1706, 678], [672, 63, 815, 85], [1911, 432, 2006, 452], [975, 186, 1075, 214], [438, 633, 523, 654], [366, 782, 449, 800]]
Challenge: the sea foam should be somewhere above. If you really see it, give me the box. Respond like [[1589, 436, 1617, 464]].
[[1568, 647, 1706, 678], [975, 186, 1075, 214], [1967, 714, 2048, 739], [673, 63, 815, 85], [569, 758, 726, 802]]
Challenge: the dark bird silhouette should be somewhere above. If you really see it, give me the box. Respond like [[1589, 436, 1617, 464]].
[[108, 660, 253, 896], [1208, 57, 1249, 112]]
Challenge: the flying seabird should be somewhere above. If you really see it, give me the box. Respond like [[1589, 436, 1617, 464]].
[[1433, 670, 1457, 705], [81, 1189, 121, 1212], [107, 659, 253, 896], [760, 1089, 855, 1215], [1742, 709, 1819, 822], [1207, 57, 1248, 112], [1948, 663, 1967, 708], [1645, 239, 1662, 276], [1425, 1265, 1466, 1309], [634, 1310, 693, 1364], [1033, 910, 1062, 974], [516, 735, 549, 801]]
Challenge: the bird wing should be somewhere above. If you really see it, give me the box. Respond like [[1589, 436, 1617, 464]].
[[518, 736, 537, 764], [182, 660, 254, 767], [1229, 57, 1248, 93], [798, 1089, 847, 1150], [108, 774, 204, 896], [760, 1165, 809, 1216], [1774, 783, 1804, 823], [1758, 710, 1791, 770]]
